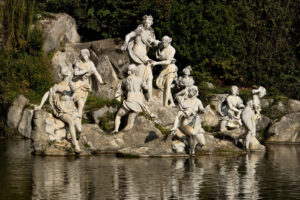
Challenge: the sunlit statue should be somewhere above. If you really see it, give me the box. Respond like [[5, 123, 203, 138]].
[[72, 49, 105, 117], [171, 86, 206, 155], [218, 86, 245, 132], [175, 65, 195, 98], [35, 67, 81, 153], [113, 64, 158, 133], [121, 15, 160, 101], [241, 86, 267, 150], [151, 36, 177, 107]]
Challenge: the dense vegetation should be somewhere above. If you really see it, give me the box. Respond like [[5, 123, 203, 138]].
[[0, 0, 54, 135], [37, 0, 300, 99]]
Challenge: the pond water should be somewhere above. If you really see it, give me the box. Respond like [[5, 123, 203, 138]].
[[0, 139, 300, 200]]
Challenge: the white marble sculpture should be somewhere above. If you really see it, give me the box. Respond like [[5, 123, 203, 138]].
[[151, 36, 177, 107], [219, 86, 245, 131], [171, 86, 206, 155], [113, 64, 157, 133], [72, 49, 105, 117], [121, 15, 160, 101], [241, 86, 267, 150], [175, 66, 195, 98], [35, 67, 81, 153]]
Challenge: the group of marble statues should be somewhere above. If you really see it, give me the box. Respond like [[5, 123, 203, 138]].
[[219, 85, 267, 150], [35, 49, 105, 153], [34, 14, 267, 155]]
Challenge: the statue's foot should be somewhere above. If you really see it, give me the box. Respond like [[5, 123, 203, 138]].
[[75, 146, 81, 154], [111, 130, 118, 134], [122, 126, 133, 131]]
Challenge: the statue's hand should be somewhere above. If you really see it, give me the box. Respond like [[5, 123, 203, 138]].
[[121, 42, 128, 51], [171, 128, 177, 136]]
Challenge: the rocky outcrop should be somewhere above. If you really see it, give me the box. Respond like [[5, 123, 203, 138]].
[[36, 13, 80, 54], [17, 109, 34, 138], [266, 99, 300, 119], [6, 95, 29, 129], [266, 112, 300, 143]]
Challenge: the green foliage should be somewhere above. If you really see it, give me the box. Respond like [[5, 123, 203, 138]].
[[85, 95, 121, 112], [98, 112, 115, 132]]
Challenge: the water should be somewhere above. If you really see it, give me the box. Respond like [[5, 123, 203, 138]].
[[1, 140, 300, 200]]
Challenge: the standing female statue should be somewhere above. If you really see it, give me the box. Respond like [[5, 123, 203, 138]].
[[152, 36, 177, 107], [72, 49, 105, 117], [35, 67, 81, 153], [121, 15, 160, 101], [242, 86, 267, 150]]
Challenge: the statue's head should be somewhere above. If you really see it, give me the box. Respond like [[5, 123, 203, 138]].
[[231, 85, 239, 95], [143, 15, 153, 29], [188, 86, 199, 98], [127, 64, 138, 75], [80, 49, 90, 62], [183, 65, 192, 76], [162, 36, 172, 48], [253, 86, 266, 98]]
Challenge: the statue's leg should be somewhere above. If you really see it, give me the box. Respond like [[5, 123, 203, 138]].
[[74, 117, 82, 140], [77, 96, 88, 117], [123, 112, 137, 131], [220, 120, 228, 132], [171, 111, 184, 131], [164, 76, 174, 107], [148, 78, 153, 101], [60, 114, 81, 153], [113, 107, 128, 133], [189, 134, 196, 156], [195, 133, 206, 147]]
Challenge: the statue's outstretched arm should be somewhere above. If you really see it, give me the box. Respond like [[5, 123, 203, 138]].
[[35, 91, 50, 110]]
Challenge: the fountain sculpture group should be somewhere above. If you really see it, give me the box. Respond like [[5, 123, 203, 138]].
[[35, 15, 267, 155]]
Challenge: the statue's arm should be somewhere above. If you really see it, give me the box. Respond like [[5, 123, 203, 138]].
[[121, 31, 137, 51], [198, 100, 206, 113], [91, 63, 104, 84], [35, 91, 50, 110], [115, 82, 123, 102]]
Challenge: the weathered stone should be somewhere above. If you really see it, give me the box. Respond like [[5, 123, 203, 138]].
[[268, 99, 300, 119], [17, 109, 34, 138], [6, 95, 29, 128], [87, 106, 117, 124], [36, 13, 80, 54], [256, 114, 271, 132], [288, 99, 300, 112], [204, 81, 215, 89], [267, 112, 300, 143], [51, 51, 75, 81], [201, 105, 219, 127], [261, 98, 274, 109]]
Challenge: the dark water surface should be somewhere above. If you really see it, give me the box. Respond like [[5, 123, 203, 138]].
[[1, 140, 300, 200]]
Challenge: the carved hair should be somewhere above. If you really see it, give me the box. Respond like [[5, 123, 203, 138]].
[[80, 49, 90, 57], [183, 65, 192, 74], [143, 15, 153, 23], [231, 85, 239, 95], [252, 86, 266, 97], [162, 35, 172, 43]]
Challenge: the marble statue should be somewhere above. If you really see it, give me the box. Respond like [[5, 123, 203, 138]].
[[113, 64, 158, 133], [171, 86, 206, 155], [35, 67, 81, 153], [121, 15, 160, 101], [219, 86, 245, 131], [151, 36, 177, 107], [241, 86, 267, 150], [175, 66, 195, 98], [72, 49, 105, 117]]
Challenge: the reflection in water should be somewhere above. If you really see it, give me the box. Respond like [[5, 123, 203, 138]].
[[1, 140, 300, 199]]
